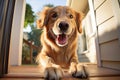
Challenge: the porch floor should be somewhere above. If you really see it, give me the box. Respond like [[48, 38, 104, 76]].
[[1, 64, 120, 80]]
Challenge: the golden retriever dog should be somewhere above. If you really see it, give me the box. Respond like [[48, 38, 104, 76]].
[[36, 6, 88, 80]]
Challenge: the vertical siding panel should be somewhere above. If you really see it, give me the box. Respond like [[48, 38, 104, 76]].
[[93, 0, 120, 70]]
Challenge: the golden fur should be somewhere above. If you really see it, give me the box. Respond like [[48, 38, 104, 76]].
[[37, 6, 87, 80]]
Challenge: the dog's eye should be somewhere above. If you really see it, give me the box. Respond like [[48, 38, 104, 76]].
[[51, 13, 58, 18], [69, 14, 73, 19]]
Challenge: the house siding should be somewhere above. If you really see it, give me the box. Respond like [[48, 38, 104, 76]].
[[93, 0, 120, 70]]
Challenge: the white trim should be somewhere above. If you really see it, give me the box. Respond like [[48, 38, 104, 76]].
[[88, 0, 102, 66], [9, 0, 26, 66]]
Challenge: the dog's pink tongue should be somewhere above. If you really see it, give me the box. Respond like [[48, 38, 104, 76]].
[[57, 34, 67, 45]]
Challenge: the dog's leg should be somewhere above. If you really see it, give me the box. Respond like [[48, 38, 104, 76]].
[[39, 54, 63, 80], [69, 62, 88, 78]]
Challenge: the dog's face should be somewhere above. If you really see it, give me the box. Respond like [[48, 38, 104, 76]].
[[37, 6, 83, 47]]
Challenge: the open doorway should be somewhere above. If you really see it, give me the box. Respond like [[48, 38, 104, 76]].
[[8, 0, 98, 73]]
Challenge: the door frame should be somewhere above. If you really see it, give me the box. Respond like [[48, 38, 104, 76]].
[[0, 0, 15, 77], [88, 0, 102, 66]]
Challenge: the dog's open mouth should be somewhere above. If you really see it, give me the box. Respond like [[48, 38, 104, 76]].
[[56, 34, 68, 46]]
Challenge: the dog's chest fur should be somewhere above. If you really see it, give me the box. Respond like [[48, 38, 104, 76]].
[[46, 46, 72, 68]]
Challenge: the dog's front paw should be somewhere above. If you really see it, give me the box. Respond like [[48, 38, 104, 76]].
[[69, 63, 88, 78], [44, 66, 63, 80]]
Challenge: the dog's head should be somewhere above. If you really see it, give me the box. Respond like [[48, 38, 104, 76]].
[[37, 6, 83, 47]]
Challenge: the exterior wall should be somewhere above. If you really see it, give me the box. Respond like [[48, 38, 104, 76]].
[[93, 0, 120, 70], [9, 0, 26, 66]]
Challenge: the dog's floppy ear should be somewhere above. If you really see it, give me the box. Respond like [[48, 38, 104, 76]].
[[37, 7, 50, 28], [75, 11, 84, 33], [36, 19, 42, 28]]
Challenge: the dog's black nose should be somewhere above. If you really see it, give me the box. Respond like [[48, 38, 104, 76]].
[[59, 21, 69, 32]]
